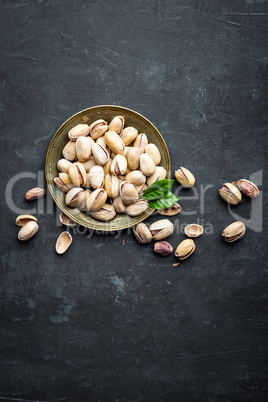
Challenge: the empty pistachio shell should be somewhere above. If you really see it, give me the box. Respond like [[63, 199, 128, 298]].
[[127, 147, 140, 171], [82, 156, 96, 172], [68, 163, 87, 187], [237, 179, 259, 198], [18, 221, 39, 241], [133, 223, 152, 244], [120, 181, 139, 205], [110, 155, 128, 175], [92, 143, 109, 166], [147, 166, 167, 186], [120, 127, 138, 146], [57, 159, 72, 173], [104, 174, 120, 198], [88, 165, 104, 189], [90, 203, 116, 221], [175, 239, 196, 260], [109, 116, 125, 134], [125, 170, 146, 186], [134, 133, 148, 154], [135, 183, 148, 196], [112, 196, 127, 214], [68, 124, 90, 141], [175, 167, 195, 188], [219, 183, 242, 205], [80, 189, 92, 212], [59, 213, 77, 226], [158, 203, 181, 216], [89, 119, 108, 139], [65, 187, 85, 208], [149, 219, 174, 240], [222, 221, 246, 242], [62, 141, 77, 161], [154, 241, 173, 256], [184, 224, 203, 238], [125, 199, 149, 216], [25, 187, 45, 201], [86, 188, 107, 212], [15, 215, 37, 227], [76, 136, 94, 162], [105, 131, 125, 155], [55, 231, 72, 254], [145, 144, 161, 165], [140, 153, 156, 176]]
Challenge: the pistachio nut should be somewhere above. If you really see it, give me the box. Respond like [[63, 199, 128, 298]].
[[57, 159, 72, 173], [109, 116, 125, 134], [127, 147, 140, 170], [104, 174, 120, 198], [219, 183, 242, 205], [120, 181, 139, 206], [80, 189, 92, 212], [147, 166, 167, 186], [140, 153, 156, 176], [86, 188, 107, 212], [59, 212, 77, 226], [25, 187, 45, 201], [105, 131, 125, 155], [82, 156, 96, 172], [110, 155, 128, 175], [54, 173, 74, 192], [88, 165, 104, 189], [15, 215, 37, 227], [120, 126, 138, 146], [68, 124, 90, 141], [133, 223, 152, 244], [103, 158, 112, 175], [237, 179, 259, 198], [149, 219, 174, 241], [65, 187, 85, 208], [175, 239, 196, 260], [222, 221, 246, 242], [76, 136, 94, 162], [90, 203, 116, 221], [145, 144, 161, 166], [18, 220, 39, 241], [125, 170, 146, 186], [55, 231, 72, 254], [112, 196, 126, 214], [89, 119, 108, 139], [184, 224, 203, 238], [175, 167, 195, 188], [134, 133, 148, 154], [154, 241, 173, 256], [125, 199, 149, 216], [68, 163, 87, 187], [92, 143, 109, 166], [135, 183, 148, 196], [158, 203, 181, 216], [96, 136, 111, 156], [62, 141, 77, 161]]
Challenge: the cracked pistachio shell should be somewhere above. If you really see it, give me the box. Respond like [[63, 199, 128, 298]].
[[149, 219, 174, 241], [134, 133, 148, 154], [147, 166, 167, 186], [80, 189, 92, 212], [103, 158, 112, 175], [120, 126, 138, 146], [133, 222, 152, 244], [59, 213, 77, 226], [86, 188, 107, 212], [145, 144, 161, 166], [222, 221, 246, 242], [127, 147, 140, 171], [18, 221, 39, 241], [88, 165, 104, 189], [16, 215, 37, 227], [120, 181, 139, 206], [125, 170, 146, 186], [140, 153, 156, 176], [92, 143, 109, 166], [105, 131, 125, 155], [219, 183, 242, 205], [158, 203, 181, 216], [135, 183, 148, 196], [184, 224, 203, 238], [111, 155, 128, 175], [55, 231, 72, 254], [62, 141, 77, 161], [112, 196, 126, 214], [65, 187, 85, 208], [175, 239, 196, 260], [109, 116, 125, 134], [237, 179, 259, 198], [125, 199, 149, 217], [89, 119, 108, 139], [76, 136, 94, 162], [175, 167, 195, 188], [104, 174, 119, 198], [90, 203, 116, 221], [68, 163, 87, 187], [68, 124, 89, 141], [57, 159, 72, 173], [82, 156, 96, 172], [54, 173, 74, 192]]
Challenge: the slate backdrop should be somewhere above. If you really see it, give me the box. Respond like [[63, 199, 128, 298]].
[[1, 0, 267, 401]]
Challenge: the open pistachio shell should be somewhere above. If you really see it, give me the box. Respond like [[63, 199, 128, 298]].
[[133, 222, 152, 244], [59, 213, 77, 226], [149, 219, 174, 240], [55, 231, 72, 254], [222, 221, 246, 242], [147, 166, 167, 186], [158, 203, 181, 216], [219, 183, 242, 205], [184, 224, 203, 238], [175, 167, 195, 188], [15, 215, 38, 227], [65, 188, 85, 208], [89, 119, 108, 139]]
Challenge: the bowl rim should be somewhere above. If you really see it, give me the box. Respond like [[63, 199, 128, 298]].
[[45, 105, 171, 231]]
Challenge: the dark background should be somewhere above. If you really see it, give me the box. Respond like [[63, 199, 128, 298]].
[[1, 0, 267, 401]]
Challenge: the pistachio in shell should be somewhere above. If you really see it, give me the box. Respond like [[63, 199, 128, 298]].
[[125, 199, 149, 217], [82, 156, 96, 172], [68, 163, 87, 187], [175, 167, 195, 188], [110, 155, 128, 175], [222, 221, 246, 242], [65, 188, 85, 208], [88, 165, 104, 189], [109, 116, 125, 134], [80, 189, 92, 212], [140, 153, 156, 176], [125, 170, 146, 186], [147, 166, 167, 186], [90, 203, 116, 221], [149, 219, 174, 241], [105, 131, 125, 155], [55, 231, 72, 254], [120, 181, 139, 206], [76, 136, 94, 162], [120, 126, 138, 146], [62, 141, 77, 161], [145, 143, 161, 165], [219, 183, 242, 205], [112, 196, 127, 214], [104, 174, 120, 198], [133, 133, 148, 154], [68, 124, 89, 141], [54, 173, 74, 193], [57, 159, 72, 173], [18, 221, 39, 241], [133, 222, 152, 244], [89, 119, 108, 139], [92, 143, 109, 166], [175, 239, 196, 260], [184, 224, 203, 238], [127, 147, 140, 171], [86, 188, 107, 212]]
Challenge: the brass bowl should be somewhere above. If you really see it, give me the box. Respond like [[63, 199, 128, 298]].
[[45, 105, 171, 231]]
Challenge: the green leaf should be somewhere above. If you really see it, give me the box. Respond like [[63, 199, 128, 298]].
[[149, 191, 179, 210], [140, 179, 175, 201]]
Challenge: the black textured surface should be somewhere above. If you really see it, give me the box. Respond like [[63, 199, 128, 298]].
[[1, 0, 268, 401]]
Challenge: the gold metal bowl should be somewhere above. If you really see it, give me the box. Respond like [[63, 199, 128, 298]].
[[45, 105, 171, 231]]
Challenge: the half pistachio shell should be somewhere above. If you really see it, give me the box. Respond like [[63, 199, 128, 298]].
[[16, 215, 37, 227], [55, 231, 72, 254], [18, 221, 39, 241], [175, 239, 196, 260], [158, 203, 181, 216], [222, 221, 246, 242], [219, 183, 242, 205], [59, 213, 77, 226], [184, 224, 203, 238]]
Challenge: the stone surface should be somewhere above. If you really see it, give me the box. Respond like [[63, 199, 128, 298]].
[[0, 0, 267, 400]]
